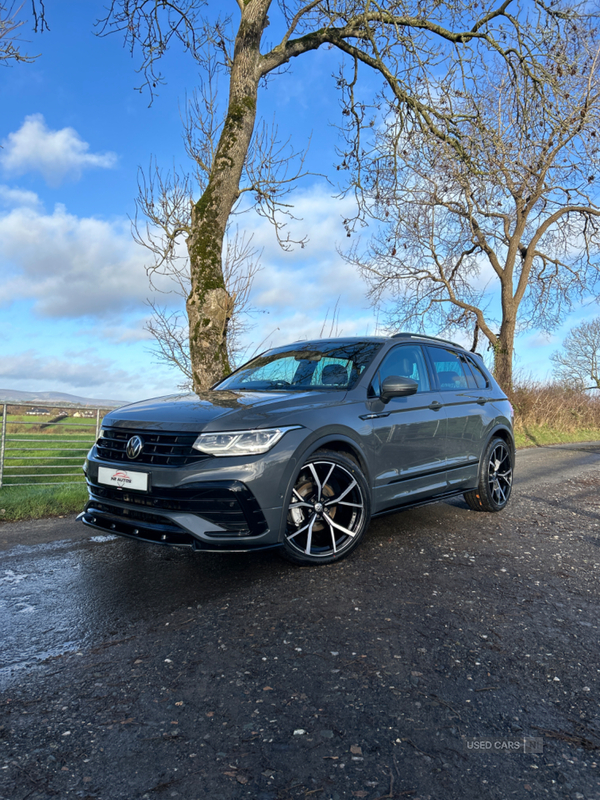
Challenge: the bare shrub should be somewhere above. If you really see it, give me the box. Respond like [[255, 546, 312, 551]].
[[512, 379, 600, 433]]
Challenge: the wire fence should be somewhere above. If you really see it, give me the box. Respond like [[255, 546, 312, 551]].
[[0, 403, 107, 487]]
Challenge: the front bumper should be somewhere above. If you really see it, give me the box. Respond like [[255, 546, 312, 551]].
[[80, 477, 283, 551], [79, 430, 308, 551]]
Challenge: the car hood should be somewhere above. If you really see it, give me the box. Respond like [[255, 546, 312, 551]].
[[102, 390, 348, 433]]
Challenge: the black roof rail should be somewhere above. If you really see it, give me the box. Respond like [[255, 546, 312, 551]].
[[390, 331, 463, 348]]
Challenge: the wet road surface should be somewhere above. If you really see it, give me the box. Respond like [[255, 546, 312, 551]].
[[3, 441, 600, 686], [2, 442, 600, 799]]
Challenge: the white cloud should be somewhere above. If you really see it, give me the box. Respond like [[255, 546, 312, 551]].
[[246, 185, 357, 261], [0, 198, 177, 318], [0, 350, 121, 388], [0, 349, 177, 401], [237, 186, 376, 348], [0, 114, 117, 185], [0, 184, 41, 208], [244, 310, 381, 356], [81, 322, 154, 344], [520, 331, 561, 349], [0, 182, 381, 397], [251, 255, 369, 312], [0, 182, 372, 331]]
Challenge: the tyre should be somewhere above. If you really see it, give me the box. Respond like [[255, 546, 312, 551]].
[[464, 437, 514, 512], [281, 450, 371, 565]]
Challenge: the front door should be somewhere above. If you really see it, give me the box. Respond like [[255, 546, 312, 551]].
[[363, 344, 447, 513]]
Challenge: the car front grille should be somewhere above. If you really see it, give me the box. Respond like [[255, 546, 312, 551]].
[[96, 428, 208, 467], [86, 480, 269, 536]]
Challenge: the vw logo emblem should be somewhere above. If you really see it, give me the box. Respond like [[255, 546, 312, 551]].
[[126, 435, 144, 460]]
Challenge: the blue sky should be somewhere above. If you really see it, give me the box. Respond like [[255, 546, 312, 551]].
[[0, 3, 596, 402]]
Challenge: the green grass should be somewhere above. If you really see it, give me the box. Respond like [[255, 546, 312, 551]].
[[0, 424, 93, 521], [0, 483, 88, 523], [5, 413, 97, 434], [514, 426, 600, 448], [2, 431, 94, 487]]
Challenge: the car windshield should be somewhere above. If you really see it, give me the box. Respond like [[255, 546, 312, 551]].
[[214, 341, 383, 392]]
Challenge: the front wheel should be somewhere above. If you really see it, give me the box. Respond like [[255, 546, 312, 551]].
[[464, 437, 514, 512], [281, 451, 371, 565]]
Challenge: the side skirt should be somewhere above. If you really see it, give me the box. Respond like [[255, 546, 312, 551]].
[[371, 488, 474, 519]]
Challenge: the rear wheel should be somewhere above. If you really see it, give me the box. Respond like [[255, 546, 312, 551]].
[[281, 451, 371, 565], [464, 437, 513, 512]]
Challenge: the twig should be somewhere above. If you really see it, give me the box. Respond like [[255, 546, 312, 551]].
[[372, 767, 393, 799], [532, 725, 600, 751], [414, 689, 463, 721], [399, 738, 436, 759]]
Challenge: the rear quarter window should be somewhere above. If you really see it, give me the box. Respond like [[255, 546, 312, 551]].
[[464, 356, 490, 389], [427, 347, 469, 390]]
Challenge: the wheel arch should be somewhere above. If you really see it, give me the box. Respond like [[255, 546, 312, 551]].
[[488, 424, 516, 457], [311, 437, 370, 479]]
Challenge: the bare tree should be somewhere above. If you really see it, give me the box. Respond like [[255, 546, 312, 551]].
[[0, 2, 47, 65], [132, 60, 297, 385], [551, 317, 600, 390], [143, 224, 261, 387], [99, 0, 577, 392], [341, 21, 600, 393]]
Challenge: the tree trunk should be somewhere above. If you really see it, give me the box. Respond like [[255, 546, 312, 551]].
[[186, 0, 270, 392], [494, 315, 516, 396]]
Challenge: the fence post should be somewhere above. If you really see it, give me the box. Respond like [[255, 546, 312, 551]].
[[95, 408, 101, 440], [0, 404, 6, 489]]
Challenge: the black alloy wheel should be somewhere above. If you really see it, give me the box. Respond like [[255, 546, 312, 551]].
[[282, 451, 371, 565], [464, 437, 514, 512]]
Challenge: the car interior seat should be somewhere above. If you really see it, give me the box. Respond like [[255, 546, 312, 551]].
[[321, 364, 349, 385], [436, 370, 464, 389]]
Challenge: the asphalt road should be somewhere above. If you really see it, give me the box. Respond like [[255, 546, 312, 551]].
[[1, 442, 600, 800]]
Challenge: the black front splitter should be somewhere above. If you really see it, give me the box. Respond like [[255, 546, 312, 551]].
[[77, 511, 282, 553]]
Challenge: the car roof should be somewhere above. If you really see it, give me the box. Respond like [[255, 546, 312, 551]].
[[286, 332, 466, 350]]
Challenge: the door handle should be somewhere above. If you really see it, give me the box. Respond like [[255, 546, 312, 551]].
[[476, 397, 487, 405], [429, 401, 442, 410]]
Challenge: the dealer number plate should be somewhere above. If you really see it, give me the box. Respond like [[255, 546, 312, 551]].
[[97, 466, 149, 492]]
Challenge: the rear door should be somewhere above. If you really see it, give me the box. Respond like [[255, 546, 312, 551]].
[[363, 343, 448, 512], [424, 346, 495, 489]]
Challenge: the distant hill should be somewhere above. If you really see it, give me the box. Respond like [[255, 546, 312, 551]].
[[0, 389, 129, 408]]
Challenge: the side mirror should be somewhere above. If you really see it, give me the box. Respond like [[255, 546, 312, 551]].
[[380, 375, 419, 403]]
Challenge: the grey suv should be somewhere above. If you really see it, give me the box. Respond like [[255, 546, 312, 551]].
[[79, 333, 514, 565]]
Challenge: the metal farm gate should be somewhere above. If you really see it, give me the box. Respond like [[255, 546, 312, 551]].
[[0, 404, 104, 487]]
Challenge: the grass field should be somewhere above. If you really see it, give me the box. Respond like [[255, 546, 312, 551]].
[[1, 421, 95, 486], [514, 426, 600, 448], [0, 483, 88, 523], [2, 436, 94, 483], [0, 412, 95, 521], [5, 413, 97, 427]]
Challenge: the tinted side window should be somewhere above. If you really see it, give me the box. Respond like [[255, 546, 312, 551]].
[[464, 356, 490, 389], [427, 347, 469, 390], [459, 356, 477, 389], [376, 345, 431, 393]]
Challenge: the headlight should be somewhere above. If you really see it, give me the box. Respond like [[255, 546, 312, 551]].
[[192, 426, 301, 456]]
